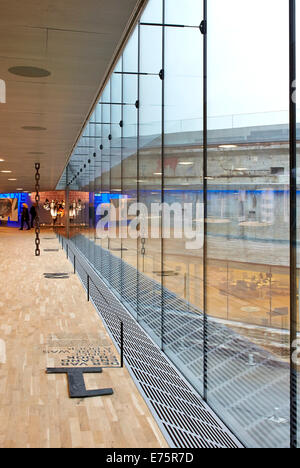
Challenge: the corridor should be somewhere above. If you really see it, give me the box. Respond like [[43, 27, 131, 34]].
[[0, 227, 167, 448]]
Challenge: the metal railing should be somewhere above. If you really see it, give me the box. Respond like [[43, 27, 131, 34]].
[[57, 232, 124, 368]]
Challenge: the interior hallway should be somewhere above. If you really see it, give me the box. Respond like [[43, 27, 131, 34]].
[[0, 227, 168, 448]]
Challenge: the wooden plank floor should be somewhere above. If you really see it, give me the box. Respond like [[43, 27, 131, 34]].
[[0, 227, 168, 448]]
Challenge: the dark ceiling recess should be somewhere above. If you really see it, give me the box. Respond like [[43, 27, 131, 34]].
[[22, 126, 47, 131], [8, 66, 51, 78]]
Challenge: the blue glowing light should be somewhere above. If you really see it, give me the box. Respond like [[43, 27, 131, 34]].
[[0, 192, 31, 227]]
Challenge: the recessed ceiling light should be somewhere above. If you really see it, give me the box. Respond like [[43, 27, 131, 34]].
[[1, 170, 12, 173], [0, 159, 5, 162], [218, 144, 238, 149], [179, 162, 194, 166], [8, 178, 17, 181], [153, 172, 162, 175], [235, 168, 248, 171], [22, 126, 47, 131], [9, 66, 51, 78], [16, 188, 23, 191]]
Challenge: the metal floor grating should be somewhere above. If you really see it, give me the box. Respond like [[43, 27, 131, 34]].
[[61, 234, 293, 447], [59, 235, 242, 449]]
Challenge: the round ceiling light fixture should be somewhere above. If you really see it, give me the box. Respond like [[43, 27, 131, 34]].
[[22, 126, 47, 131], [8, 66, 51, 78]]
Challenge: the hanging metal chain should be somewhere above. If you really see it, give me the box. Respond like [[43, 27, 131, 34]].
[[35, 163, 41, 256]]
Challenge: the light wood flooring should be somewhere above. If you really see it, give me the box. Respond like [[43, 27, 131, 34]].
[[0, 227, 168, 448]]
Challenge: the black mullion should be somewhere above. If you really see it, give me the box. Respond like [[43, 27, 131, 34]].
[[100, 102, 136, 106], [203, 0, 208, 402], [137, 21, 141, 322], [114, 71, 158, 76], [109, 80, 112, 276], [289, 0, 297, 450], [161, 0, 165, 352], [121, 54, 124, 297], [92, 115, 96, 253], [140, 22, 200, 29], [89, 122, 121, 125], [66, 165, 70, 239]]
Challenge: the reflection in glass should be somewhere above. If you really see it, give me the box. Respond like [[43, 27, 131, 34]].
[[56, 0, 299, 449], [207, 0, 290, 448]]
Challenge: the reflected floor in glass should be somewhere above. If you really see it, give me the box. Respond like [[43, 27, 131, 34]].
[[69, 233, 291, 448]]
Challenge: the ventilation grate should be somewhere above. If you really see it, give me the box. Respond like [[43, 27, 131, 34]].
[[60, 236, 243, 449]]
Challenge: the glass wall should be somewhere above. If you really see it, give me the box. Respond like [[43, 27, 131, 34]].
[[296, 0, 300, 450], [207, 0, 290, 448], [58, 0, 299, 448], [138, 2, 163, 346]]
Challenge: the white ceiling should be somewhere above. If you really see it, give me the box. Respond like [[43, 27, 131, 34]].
[[0, 0, 145, 193]]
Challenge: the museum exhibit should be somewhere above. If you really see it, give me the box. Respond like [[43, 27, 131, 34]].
[[0, 0, 299, 450]]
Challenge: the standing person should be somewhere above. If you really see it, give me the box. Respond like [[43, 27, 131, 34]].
[[19, 203, 30, 231], [30, 204, 37, 228]]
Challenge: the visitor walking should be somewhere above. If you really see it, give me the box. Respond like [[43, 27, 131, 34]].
[[30, 204, 37, 228], [19, 203, 30, 231]]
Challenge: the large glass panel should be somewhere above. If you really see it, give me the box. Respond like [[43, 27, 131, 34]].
[[122, 29, 139, 318], [162, 0, 204, 395], [109, 59, 123, 295], [138, 2, 163, 347], [207, 0, 290, 448], [94, 100, 103, 277], [88, 110, 96, 266], [165, 0, 202, 25], [100, 82, 111, 264], [58, 0, 299, 448], [73, 123, 90, 257], [141, 0, 162, 23]]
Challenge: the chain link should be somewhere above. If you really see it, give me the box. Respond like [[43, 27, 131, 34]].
[[35, 163, 41, 256]]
